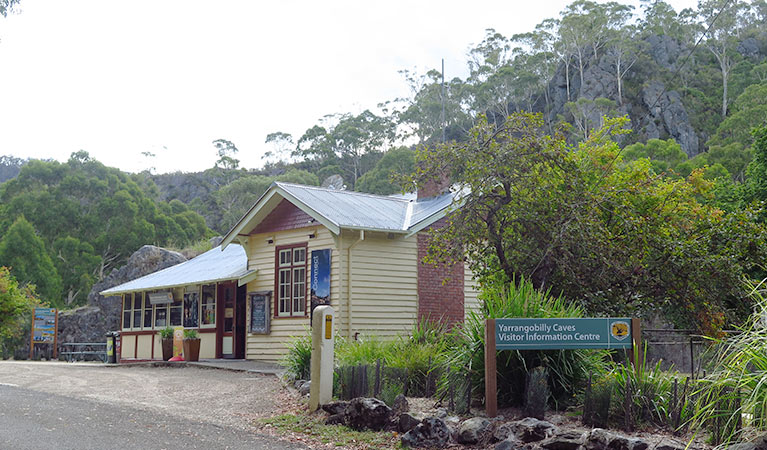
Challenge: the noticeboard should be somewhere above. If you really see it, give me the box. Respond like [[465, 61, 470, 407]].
[[249, 291, 271, 335], [32, 308, 57, 343]]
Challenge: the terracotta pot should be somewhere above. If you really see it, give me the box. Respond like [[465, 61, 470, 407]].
[[161, 338, 173, 361], [183, 338, 201, 362]]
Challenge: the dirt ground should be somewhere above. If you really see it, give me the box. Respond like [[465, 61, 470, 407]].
[[0, 361, 295, 431]]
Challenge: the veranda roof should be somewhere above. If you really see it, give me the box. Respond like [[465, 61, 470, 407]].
[[100, 244, 254, 296]]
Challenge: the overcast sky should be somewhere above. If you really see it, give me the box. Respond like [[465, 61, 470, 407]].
[[0, 0, 697, 174]]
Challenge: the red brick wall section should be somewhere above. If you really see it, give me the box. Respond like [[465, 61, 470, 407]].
[[252, 199, 315, 234], [417, 231, 464, 327]]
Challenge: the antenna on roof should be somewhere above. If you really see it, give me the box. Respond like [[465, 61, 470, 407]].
[[441, 58, 446, 143]]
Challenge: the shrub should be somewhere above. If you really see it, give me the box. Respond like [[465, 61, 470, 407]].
[[439, 276, 609, 408], [691, 278, 767, 444], [282, 329, 312, 381], [159, 327, 174, 339], [182, 329, 198, 339]]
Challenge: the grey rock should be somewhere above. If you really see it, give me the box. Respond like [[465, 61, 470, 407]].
[[321, 401, 348, 416], [392, 394, 409, 416], [496, 439, 533, 450], [325, 413, 345, 425], [541, 431, 585, 450], [298, 380, 311, 396], [293, 379, 305, 390], [399, 413, 423, 433], [456, 417, 491, 445], [434, 407, 447, 418], [55, 245, 186, 353], [738, 37, 761, 60], [208, 236, 224, 247], [494, 422, 516, 442], [511, 417, 558, 443], [646, 35, 683, 70], [584, 428, 613, 450], [401, 417, 450, 448], [343, 397, 392, 431], [655, 440, 686, 450], [641, 80, 700, 157]]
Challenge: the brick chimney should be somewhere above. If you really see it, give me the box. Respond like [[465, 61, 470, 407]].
[[417, 171, 451, 199]]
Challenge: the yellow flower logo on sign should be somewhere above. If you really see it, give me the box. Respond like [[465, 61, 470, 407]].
[[611, 321, 629, 341]]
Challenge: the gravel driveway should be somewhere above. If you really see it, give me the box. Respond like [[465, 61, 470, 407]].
[[0, 361, 290, 431]]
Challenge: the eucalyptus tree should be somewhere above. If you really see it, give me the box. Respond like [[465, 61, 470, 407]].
[[697, 0, 751, 117]]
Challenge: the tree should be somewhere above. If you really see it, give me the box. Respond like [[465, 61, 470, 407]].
[[697, 0, 750, 117], [263, 132, 294, 166], [622, 138, 688, 174], [0, 0, 19, 18], [52, 237, 100, 305], [0, 216, 62, 306], [212, 139, 240, 170], [0, 267, 41, 355], [295, 111, 395, 186], [356, 147, 416, 195], [410, 113, 767, 333]]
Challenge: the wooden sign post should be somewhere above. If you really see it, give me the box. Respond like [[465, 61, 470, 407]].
[[484, 317, 640, 418]]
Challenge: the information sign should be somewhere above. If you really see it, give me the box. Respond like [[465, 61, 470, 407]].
[[30, 308, 58, 359], [495, 318, 632, 350]]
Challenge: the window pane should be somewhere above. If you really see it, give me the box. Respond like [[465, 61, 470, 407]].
[[293, 248, 305, 264], [183, 292, 199, 328], [133, 310, 141, 329], [123, 311, 131, 329], [279, 249, 291, 266], [170, 306, 182, 326], [201, 285, 216, 326], [155, 307, 167, 327], [143, 309, 152, 328], [123, 295, 130, 310]]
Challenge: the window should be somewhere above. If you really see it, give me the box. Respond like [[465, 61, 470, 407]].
[[276, 244, 307, 317], [170, 291, 182, 327], [143, 293, 152, 329], [122, 294, 133, 330], [184, 288, 199, 328], [154, 302, 168, 328], [201, 284, 216, 327]]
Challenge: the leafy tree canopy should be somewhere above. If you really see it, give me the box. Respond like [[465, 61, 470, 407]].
[[0, 266, 41, 345], [411, 113, 767, 333]]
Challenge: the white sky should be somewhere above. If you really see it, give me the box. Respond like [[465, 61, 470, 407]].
[[0, 0, 697, 174]]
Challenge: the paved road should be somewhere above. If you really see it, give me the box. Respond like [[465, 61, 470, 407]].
[[0, 362, 308, 450], [0, 384, 306, 449]]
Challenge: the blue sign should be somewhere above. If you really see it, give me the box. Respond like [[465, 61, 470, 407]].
[[495, 318, 632, 350], [311, 249, 331, 307], [33, 308, 57, 343]]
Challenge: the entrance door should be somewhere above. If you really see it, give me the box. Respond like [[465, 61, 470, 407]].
[[220, 283, 236, 358]]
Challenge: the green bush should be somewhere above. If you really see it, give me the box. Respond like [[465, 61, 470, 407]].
[[182, 329, 198, 339], [691, 278, 767, 445], [159, 326, 174, 339], [439, 276, 609, 408], [282, 329, 312, 381]]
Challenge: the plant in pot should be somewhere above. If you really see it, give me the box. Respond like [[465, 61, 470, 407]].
[[159, 327, 174, 361], [183, 329, 201, 362]]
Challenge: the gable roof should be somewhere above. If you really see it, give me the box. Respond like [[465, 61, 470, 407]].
[[100, 244, 253, 295], [221, 182, 460, 249]]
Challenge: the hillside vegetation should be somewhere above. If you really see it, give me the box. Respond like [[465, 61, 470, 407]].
[[1, 0, 767, 323]]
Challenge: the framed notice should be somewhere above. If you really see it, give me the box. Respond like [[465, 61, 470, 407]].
[[30, 307, 58, 359], [249, 291, 271, 334]]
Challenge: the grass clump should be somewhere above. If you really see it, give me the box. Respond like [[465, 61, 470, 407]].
[[261, 413, 400, 449], [440, 276, 609, 409], [282, 328, 312, 381]]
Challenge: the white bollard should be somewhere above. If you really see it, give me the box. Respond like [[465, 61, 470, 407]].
[[309, 305, 334, 412]]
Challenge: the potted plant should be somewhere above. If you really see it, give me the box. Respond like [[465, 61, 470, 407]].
[[159, 327, 174, 361], [182, 329, 201, 362]]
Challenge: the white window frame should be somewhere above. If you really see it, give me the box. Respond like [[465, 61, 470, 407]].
[[200, 284, 216, 329]]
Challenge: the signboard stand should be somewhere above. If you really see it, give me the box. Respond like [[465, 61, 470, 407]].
[[30, 308, 58, 360], [484, 317, 640, 418]]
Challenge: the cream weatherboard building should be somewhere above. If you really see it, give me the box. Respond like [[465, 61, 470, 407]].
[[102, 182, 480, 363]]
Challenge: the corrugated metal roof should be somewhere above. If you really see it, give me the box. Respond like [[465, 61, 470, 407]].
[[100, 244, 249, 295], [276, 182, 457, 232]]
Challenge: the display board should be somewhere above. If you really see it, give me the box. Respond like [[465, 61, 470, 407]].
[[249, 291, 271, 334], [30, 308, 58, 359], [494, 318, 633, 350]]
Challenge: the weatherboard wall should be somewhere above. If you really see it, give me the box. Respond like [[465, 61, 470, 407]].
[[244, 226, 341, 363]]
